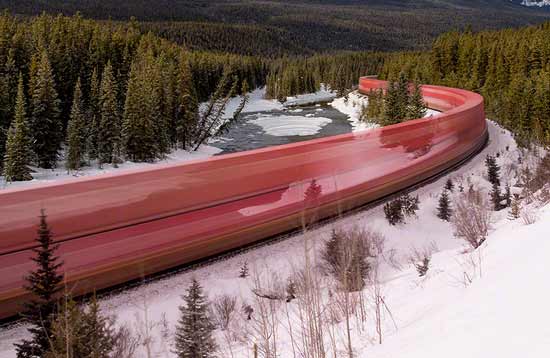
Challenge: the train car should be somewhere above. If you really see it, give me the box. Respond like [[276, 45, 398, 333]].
[[0, 79, 487, 320]]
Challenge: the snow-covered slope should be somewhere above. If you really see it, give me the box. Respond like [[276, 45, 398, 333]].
[[521, 0, 550, 7]]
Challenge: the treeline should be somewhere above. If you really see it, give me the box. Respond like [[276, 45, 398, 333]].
[[0, 13, 265, 180], [2, 0, 549, 56], [380, 22, 550, 145], [266, 52, 387, 100]]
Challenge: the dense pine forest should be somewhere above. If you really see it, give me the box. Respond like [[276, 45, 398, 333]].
[[0, 11, 549, 182], [1, 1, 549, 55], [379, 22, 550, 145]]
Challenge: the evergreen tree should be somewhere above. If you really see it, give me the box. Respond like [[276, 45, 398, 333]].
[[86, 68, 100, 161], [437, 189, 452, 221], [321, 230, 370, 291], [45, 294, 116, 358], [30, 51, 62, 169], [176, 59, 199, 150], [15, 210, 64, 358], [490, 181, 502, 211], [122, 58, 158, 162], [444, 178, 454, 192], [66, 79, 86, 171], [485, 155, 500, 186], [3, 74, 33, 182], [174, 279, 217, 358], [98, 62, 120, 164], [408, 82, 427, 119], [382, 81, 400, 125]]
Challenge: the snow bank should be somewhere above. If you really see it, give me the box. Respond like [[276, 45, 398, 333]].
[[329, 92, 376, 132], [284, 87, 336, 107], [0, 145, 222, 190], [221, 87, 283, 119], [250, 114, 332, 136]]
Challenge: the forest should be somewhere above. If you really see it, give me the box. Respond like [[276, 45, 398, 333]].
[[1, 0, 549, 55], [379, 22, 550, 145], [0, 12, 549, 183]]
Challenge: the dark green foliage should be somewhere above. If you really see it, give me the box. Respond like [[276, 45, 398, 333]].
[[98, 62, 120, 164], [364, 89, 385, 122], [400, 193, 420, 217], [176, 59, 199, 150], [408, 82, 427, 119], [444, 178, 454, 192], [384, 200, 404, 226], [490, 181, 503, 211], [30, 51, 62, 169], [174, 279, 217, 358], [321, 230, 371, 292], [437, 189, 452, 221], [15, 210, 64, 358], [85, 68, 101, 161], [380, 73, 426, 126], [65, 79, 86, 171], [3, 74, 32, 181], [122, 54, 160, 162], [485, 155, 501, 186], [45, 295, 117, 358], [3, 0, 549, 56], [381, 22, 550, 146], [384, 194, 419, 225]]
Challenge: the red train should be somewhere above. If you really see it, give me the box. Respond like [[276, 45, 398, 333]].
[[0, 79, 487, 320]]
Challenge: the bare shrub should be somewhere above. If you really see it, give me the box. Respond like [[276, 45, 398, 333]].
[[452, 187, 491, 249], [213, 294, 237, 330], [521, 207, 538, 225], [408, 243, 438, 277], [111, 324, 140, 358], [321, 227, 382, 291]]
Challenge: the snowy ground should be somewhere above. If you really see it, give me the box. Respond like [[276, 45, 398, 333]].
[[0, 145, 222, 190], [2, 120, 548, 358]]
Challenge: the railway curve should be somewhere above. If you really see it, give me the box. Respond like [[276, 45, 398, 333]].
[[0, 78, 487, 320]]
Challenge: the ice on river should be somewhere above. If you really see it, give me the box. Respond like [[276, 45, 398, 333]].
[[250, 114, 332, 136]]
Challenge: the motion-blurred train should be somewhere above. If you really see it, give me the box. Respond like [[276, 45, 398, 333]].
[[0, 78, 487, 320]]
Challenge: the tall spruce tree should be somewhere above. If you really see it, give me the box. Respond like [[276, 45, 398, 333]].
[[86, 68, 100, 161], [30, 51, 62, 169], [408, 82, 427, 119], [3, 74, 33, 182], [122, 58, 158, 162], [98, 62, 120, 164], [66, 78, 86, 171], [485, 155, 501, 186], [437, 189, 452, 221], [15, 210, 64, 358], [174, 279, 216, 358], [176, 59, 199, 150]]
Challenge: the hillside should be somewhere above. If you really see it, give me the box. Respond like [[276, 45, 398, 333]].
[[1, 1, 549, 54]]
